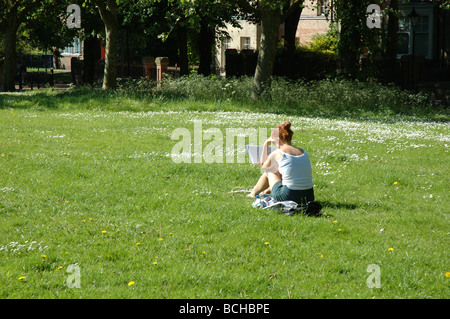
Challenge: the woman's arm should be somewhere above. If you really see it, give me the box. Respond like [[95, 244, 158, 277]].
[[261, 151, 279, 174], [259, 138, 274, 165]]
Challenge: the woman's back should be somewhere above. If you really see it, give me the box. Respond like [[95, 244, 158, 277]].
[[277, 149, 313, 190]]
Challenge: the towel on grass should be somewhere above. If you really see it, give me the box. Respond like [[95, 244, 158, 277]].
[[252, 195, 322, 216]]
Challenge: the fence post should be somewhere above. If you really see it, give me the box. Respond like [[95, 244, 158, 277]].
[[155, 57, 169, 88], [141, 56, 155, 81]]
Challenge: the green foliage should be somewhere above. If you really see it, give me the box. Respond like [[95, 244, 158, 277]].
[[22, 1, 78, 52], [145, 75, 436, 119], [1, 76, 442, 121], [304, 28, 339, 55]]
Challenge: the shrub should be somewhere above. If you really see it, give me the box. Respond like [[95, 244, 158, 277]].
[[305, 29, 339, 55], [62, 75, 437, 119]]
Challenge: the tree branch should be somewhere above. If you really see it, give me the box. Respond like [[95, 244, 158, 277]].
[[92, 0, 117, 26], [282, 0, 304, 20], [229, 0, 259, 16]]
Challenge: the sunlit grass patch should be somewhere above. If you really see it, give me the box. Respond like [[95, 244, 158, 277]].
[[0, 87, 448, 298]]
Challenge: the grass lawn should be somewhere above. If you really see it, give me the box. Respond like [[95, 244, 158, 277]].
[[0, 87, 448, 299]]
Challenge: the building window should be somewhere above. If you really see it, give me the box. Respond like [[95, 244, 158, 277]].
[[414, 15, 429, 57], [317, 0, 331, 16], [397, 6, 433, 59], [222, 37, 231, 50], [62, 38, 82, 55], [240, 37, 251, 50]]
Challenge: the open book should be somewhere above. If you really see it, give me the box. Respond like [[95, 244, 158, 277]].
[[245, 145, 274, 165]]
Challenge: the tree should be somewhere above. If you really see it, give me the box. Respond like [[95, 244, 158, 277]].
[[232, 0, 303, 99], [335, 0, 366, 78], [23, 1, 77, 54], [282, 1, 304, 79], [1, 0, 79, 92], [384, 0, 399, 83], [153, 0, 242, 76], [92, 0, 118, 90], [0, 0, 39, 91], [252, 3, 283, 98], [194, 1, 243, 76]]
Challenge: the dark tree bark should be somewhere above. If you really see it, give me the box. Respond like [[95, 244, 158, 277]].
[[384, 0, 399, 83], [337, 0, 363, 78], [1, 6, 19, 92], [94, 0, 119, 90], [82, 37, 101, 84], [283, 1, 303, 79], [177, 25, 189, 76], [197, 16, 215, 76], [253, 5, 283, 99]]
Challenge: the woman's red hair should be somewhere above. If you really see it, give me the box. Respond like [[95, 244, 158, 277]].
[[273, 121, 293, 145]]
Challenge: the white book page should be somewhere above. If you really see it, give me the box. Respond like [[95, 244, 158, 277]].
[[245, 145, 274, 165]]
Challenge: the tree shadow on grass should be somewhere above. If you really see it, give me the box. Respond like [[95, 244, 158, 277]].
[[0, 87, 111, 111]]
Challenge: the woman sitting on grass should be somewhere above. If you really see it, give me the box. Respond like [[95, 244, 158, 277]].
[[248, 121, 315, 206]]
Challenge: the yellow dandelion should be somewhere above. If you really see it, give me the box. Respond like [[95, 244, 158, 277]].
[[101, 230, 107, 234], [445, 272, 450, 278], [169, 233, 174, 236], [333, 220, 337, 224], [65, 200, 69, 203], [82, 220, 86, 223], [320, 254, 324, 258], [153, 261, 158, 265], [264, 242, 270, 245], [388, 247, 393, 252], [202, 251, 206, 254], [57, 266, 63, 270], [41, 254, 47, 258], [393, 181, 398, 185], [338, 229, 342, 232], [18, 276, 26, 280], [186, 248, 191, 251], [136, 242, 140, 246], [158, 237, 163, 241], [128, 281, 135, 286], [89, 218, 93, 221], [1, 154, 4, 157]]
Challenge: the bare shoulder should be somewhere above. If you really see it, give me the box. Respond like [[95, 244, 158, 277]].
[[269, 149, 283, 161], [281, 145, 304, 156]]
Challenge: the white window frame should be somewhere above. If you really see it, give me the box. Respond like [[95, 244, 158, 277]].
[[397, 5, 434, 60], [240, 37, 251, 50], [61, 38, 82, 56]]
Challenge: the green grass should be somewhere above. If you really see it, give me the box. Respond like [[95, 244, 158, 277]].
[[0, 83, 448, 299]]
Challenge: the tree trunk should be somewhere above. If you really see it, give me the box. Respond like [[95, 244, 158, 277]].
[[253, 6, 283, 99], [337, 0, 362, 78], [103, 24, 118, 89], [198, 16, 215, 76], [1, 10, 19, 92], [82, 37, 101, 84], [95, 0, 118, 90], [283, 2, 303, 79], [177, 25, 189, 76], [384, 0, 398, 83]]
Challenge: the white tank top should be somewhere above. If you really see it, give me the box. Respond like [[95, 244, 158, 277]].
[[277, 150, 314, 190]]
